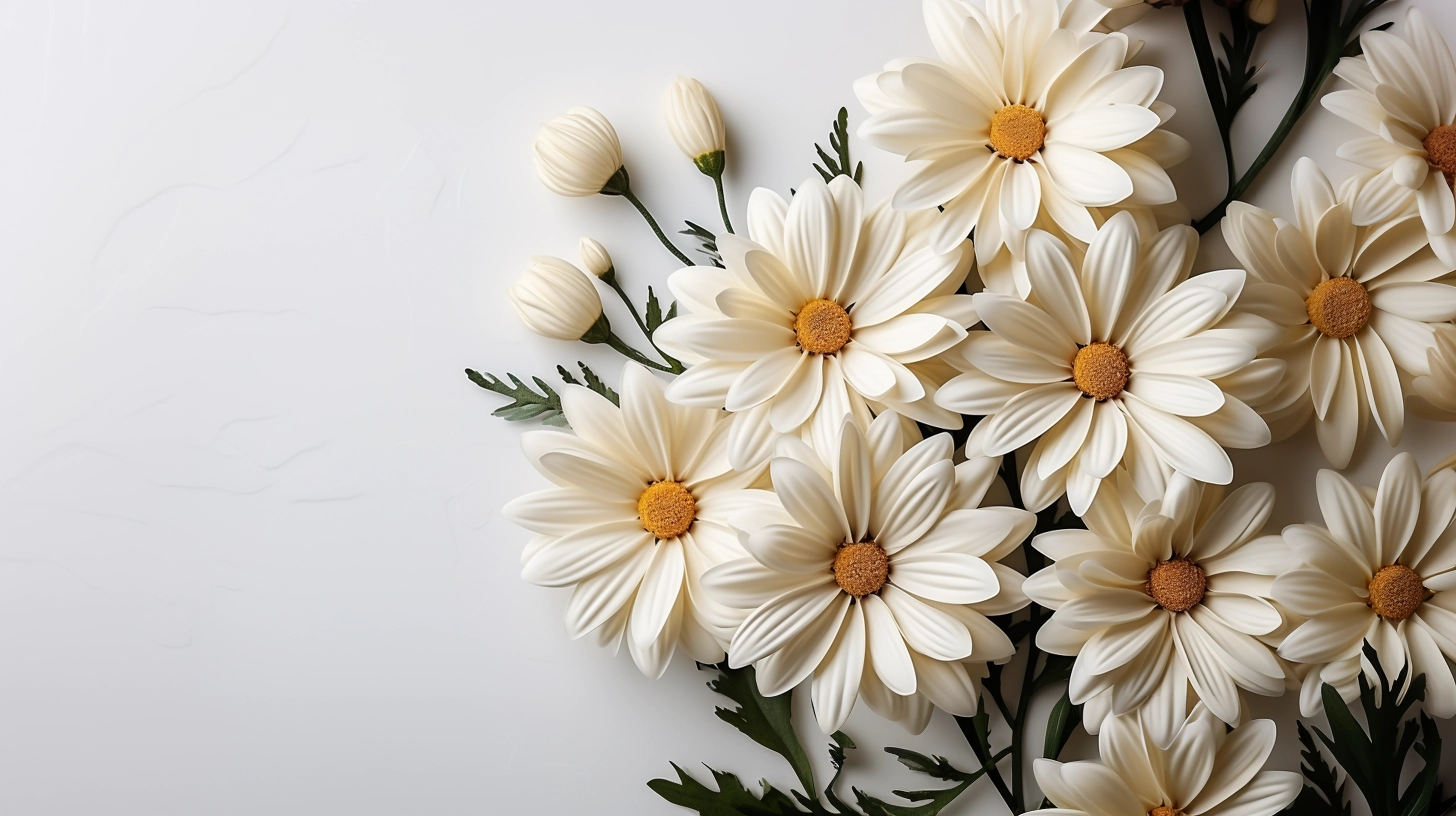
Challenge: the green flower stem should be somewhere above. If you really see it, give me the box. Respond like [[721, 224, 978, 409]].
[[622, 189, 695, 267], [602, 272, 685, 374], [597, 329, 674, 373], [1189, 0, 1386, 233], [957, 713, 1018, 812], [601, 166, 696, 266], [1183, 1, 1238, 191], [714, 173, 735, 234]]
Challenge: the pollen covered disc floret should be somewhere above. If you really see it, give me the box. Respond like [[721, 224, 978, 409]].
[[1149, 806, 1185, 816], [1425, 123, 1456, 186], [1072, 342, 1130, 401], [832, 542, 889, 597], [1145, 558, 1206, 613], [793, 298, 853, 355], [1367, 563, 1425, 622], [1305, 277, 1371, 339], [988, 104, 1045, 162], [637, 480, 697, 539]]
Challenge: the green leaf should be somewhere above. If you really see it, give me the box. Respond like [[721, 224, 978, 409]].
[[465, 368, 565, 426], [681, 220, 724, 268], [1042, 688, 1081, 760], [812, 108, 863, 186], [706, 663, 817, 795], [647, 763, 810, 816], [645, 287, 666, 333], [1303, 643, 1445, 816], [1292, 720, 1349, 816], [557, 362, 619, 406]]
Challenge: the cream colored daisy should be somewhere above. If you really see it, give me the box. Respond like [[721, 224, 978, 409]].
[[1273, 452, 1456, 718], [855, 0, 1189, 265], [655, 175, 976, 471], [701, 413, 1033, 733], [1027, 707, 1300, 816], [1024, 471, 1291, 744], [936, 212, 1278, 514], [504, 363, 774, 678], [1323, 8, 1456, 267], [1222, 159, 1456, 468]]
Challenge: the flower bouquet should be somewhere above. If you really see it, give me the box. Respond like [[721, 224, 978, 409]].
[[470, 1, 1456, 814]]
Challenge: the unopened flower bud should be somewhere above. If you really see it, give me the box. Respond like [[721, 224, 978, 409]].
[[533, 107, 624, 197], [1247, 0, 1276, 25], [579, 237, 614, 279], [663, 76, 727, 177], [508, 256, 609, 342]]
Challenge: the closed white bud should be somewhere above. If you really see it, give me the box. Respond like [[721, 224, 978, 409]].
[[533, 107, 624, 197], [1247, 0, 1276, 25], [508, 256, 606, 341], [663, 76, 726, 174], [579, 237, 613, 278]]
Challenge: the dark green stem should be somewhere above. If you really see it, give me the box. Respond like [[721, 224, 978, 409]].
[[1183, 1, 1237, 191], [957, 713, 1017, 812], [601, 273, 684, 373], [714, 173, 735, 234], [601, 166, 696, 267], [603, 331, 673, 373], [1191, 0, 1386, 233]]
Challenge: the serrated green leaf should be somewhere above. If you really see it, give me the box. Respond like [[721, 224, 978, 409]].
[[556, 362, 619, 407], [812, 107, 862, 187], [648, 763, 808, 816], [681, 220, 724, 267], [465, 368, 565, 426], [706, 663, 817, 795]]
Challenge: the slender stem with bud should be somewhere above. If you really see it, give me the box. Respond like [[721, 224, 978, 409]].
[[601, 167, 695, 266], [714, 174, 735, 235], [601, 270, 685, 374]]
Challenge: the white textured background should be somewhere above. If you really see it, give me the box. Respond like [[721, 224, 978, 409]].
[[3, 1, 1455, 813]]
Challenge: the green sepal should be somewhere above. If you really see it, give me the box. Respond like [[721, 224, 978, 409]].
[[694, 150, 726, 178]]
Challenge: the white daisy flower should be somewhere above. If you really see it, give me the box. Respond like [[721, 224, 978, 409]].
[[1222, 159, 1456, 468], [855, 0, 1189, 266], [1323, 7, 1456, 267], [1027, 707, 1301, 816], [655, 175, 976, 471], [936, 212, 1277, 514], [1273, 452, 1456, 718], [701, 414, 1034, 734], [504, 363, 775, 678], [1024, 471, 1292, 745]]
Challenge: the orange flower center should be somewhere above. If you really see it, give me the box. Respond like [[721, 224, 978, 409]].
[[794, 299, 852, 355], [1146, 559, 1206, 613], [833, 542, 889, 597], [637, 481, 696, 539], [1150, 807, 1185, 816], [1072, 343, 1130, 401], [1425, 124, 1456, 187], [1368, 564, 1425, 622], [989, 104, 1047, 161], [1306, 277, 1371, 339]]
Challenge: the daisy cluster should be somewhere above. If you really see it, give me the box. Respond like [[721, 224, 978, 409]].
[[483, 0, 1456, 811]]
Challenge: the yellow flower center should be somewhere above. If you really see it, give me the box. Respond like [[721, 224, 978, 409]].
[[1150, 806, 1185, 816], [1072, 342, 1130, 401], [989, 104, 1047, 161], [1146, 558, 1206, 613], [833, 542, 889, 597], [1368, 564, 1425, 622], [794, 299, 852, 355], [1306, 277, 1371, 339], [1425, 124, 1456, 188], [637, 481, 696, 539]]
